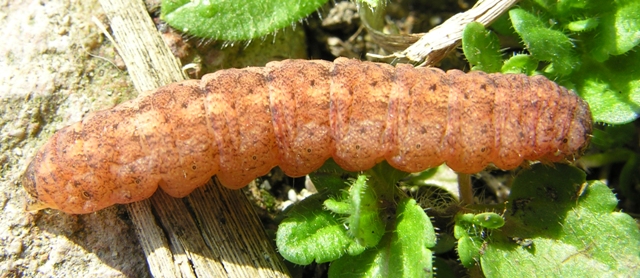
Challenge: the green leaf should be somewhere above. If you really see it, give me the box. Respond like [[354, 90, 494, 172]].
[[161, 0, 328, 40], [578, 148, 635, 169], [501, 54, 538, 75], [366, 160, 409, 191], [509, 8, 580, 75], [554, 0, 591, 16], [529, 0, 559, 14], [582, 0, 640, 61], [477, 164, 640, 277], [347, 175, 385, 247], [279, 161, 406, 266], [457, 235, 484, 268], [328, 198, 436, 277], [432, 233, 457, 255], [566, 18, 599, 32], [404, 164, 460, 203], [324, 197, 352, 215], [570, 48, 640, 124], [390, 198, 436, 276], [309, 158, 356, 194], [489, 13, 518, 37], [462, 22, 503, 73], [276, 193, 364, 265]]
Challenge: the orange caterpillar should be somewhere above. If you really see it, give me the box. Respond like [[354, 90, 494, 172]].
[[22, 58, 592, 214]]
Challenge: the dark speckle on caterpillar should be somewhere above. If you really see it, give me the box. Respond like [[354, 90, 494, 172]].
[[22, 58, 592, 214]]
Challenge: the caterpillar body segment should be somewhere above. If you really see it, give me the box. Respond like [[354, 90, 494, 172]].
[[22, 58, 592, 214]]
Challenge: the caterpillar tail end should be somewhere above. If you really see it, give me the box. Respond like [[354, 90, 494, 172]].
[[22, 159, 52, 213]]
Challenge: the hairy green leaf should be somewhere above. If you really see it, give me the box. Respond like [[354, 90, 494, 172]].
[[509, 8, 580, 75], [477, 164, 640, 277], [581, 0, 640, 61], [457, 235, 484, 268], [571, 49, 640, 124], [276, 193, 364, 265], [309, 158, 356, 194], [501, 54, 538, 75], [346, 176, 385, 247], [161, 0, 328, 40], [462, 22, 502, 73], [328, 198, 436, 278], [566, 18, 599, 32]]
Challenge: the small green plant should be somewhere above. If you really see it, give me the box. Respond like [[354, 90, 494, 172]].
[[276, 162, 640, 277], [276, 161, 437, 276], [455, 164, 640, 276], [454, 211, 506, 268]]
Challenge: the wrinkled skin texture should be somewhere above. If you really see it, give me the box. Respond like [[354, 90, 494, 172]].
[[22, 58, 592, 214]]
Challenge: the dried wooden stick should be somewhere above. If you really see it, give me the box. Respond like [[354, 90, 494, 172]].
[[366, 0, 519, 66], [93, 0, 288, 277]]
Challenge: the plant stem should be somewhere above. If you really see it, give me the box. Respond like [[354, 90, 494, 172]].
[[458, 173, 474, 205]]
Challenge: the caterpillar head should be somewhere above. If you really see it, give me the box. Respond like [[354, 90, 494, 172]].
[[22, 159, 52, 212]]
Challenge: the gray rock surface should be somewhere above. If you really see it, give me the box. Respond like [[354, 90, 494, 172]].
[[0, 0, 149, 276]]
